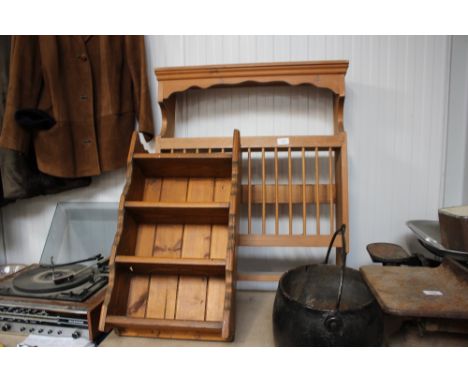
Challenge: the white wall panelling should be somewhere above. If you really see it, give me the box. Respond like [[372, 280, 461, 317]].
[[465, 124, 468, 204], [443, 36, 468, 207], [3, 36, 453, 281], [2, 169, 126, 265]]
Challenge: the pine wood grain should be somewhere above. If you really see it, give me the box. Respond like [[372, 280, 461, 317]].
[[176, 178, 214, 321], [115, 256, 226, 276], [146, 178, 187, 319], [107, 315, 222, 333], [126, 179, 161, 318], [206, 178, 231, 321]]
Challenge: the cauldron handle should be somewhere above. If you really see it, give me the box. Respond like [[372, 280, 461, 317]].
[[322, 224, 348, 332], [323, 224, 347, 267]]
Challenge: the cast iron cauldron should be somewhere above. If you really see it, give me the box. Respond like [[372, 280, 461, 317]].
[[273, 225, 383, 346]]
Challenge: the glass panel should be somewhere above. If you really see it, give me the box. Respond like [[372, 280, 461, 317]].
[[40, 202, 118, 266], [0, 211, 5, 265]]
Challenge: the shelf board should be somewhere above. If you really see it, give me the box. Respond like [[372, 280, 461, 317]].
[[106, 315, 223, 333], [157, 135, 346, 152], [134, 152, 232, 159], [124, 201, 230, 224], [115, 256, 226, 276], [133, 155, 232, 178]]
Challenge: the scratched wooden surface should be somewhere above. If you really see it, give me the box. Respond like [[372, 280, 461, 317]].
[[122, 176, 231, 325]]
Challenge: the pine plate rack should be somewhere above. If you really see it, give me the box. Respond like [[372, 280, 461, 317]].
[[99, 130, 241, 341], [100, 61, 350, 342], [154, 61, 350, 282]]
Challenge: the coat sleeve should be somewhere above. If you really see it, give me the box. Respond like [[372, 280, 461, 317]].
[[124, 35, 155, 141], [0, 35, 11, 128], [0, 36, 43, 153]]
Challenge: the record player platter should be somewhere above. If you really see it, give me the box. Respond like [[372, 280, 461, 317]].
[[0, 203, 117, 340], [12, 264, 95, 294], [0, 264, 108, 341], [0, 263, 108, 302]]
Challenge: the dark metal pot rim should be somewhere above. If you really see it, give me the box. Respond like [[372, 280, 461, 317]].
[[278, 264, 375, 314]]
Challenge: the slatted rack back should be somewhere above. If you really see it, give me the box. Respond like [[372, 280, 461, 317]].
[[99, 130, 242, 341], [155, 61, 350, 283]]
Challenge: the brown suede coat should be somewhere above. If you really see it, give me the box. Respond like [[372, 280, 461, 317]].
[[0, 36, 154, 178]]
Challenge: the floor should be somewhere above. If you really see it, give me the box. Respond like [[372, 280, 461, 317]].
[[100, 291, 275, 346], [1, 291, 468, 347]]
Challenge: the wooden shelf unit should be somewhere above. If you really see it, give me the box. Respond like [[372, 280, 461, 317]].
[[99, 130, 242, 341], [155, 61, 350, 281]]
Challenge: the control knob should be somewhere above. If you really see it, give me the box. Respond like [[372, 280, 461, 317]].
[[72, 331, 81, 339], [1, 323, 11, 332]]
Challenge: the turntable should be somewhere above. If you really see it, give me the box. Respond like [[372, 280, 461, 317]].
[[0, 202, 118, 341]]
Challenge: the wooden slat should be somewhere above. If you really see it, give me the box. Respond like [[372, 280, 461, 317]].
[[134, 156, 232, 178], [288, 147, 292, 235], [239, 234, 342, 247], [328, 147, 334, 233], [221, 129, 241, 340], [241, 184, 335, 204], [106, 315, 222, 333], [116, 256, 226, 276], [125, 165, 145, 202], [117, 327, 226, 341], [302, 148, 306, 235], [261, 148, 266, 235], [315, 147, 320, 235], [247, 148, 252, 234], [335, 143, 349, 265], [156, 135, 345, 151], [126, 179, 161, 318], [274, 147, 279, 235], [105, 266, 132, 317], [136, 153, 232, 160], [141, 178, 160, 202], [126, 228, 152, 318], [125, 202, 229, 225], [127, 130, 145, 163], [206, 178, 231, 322], [176, 178, 214, 321], [146, 178, 188, 320], [125, 201, 229, 209], [237, 272, 283, 282]]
